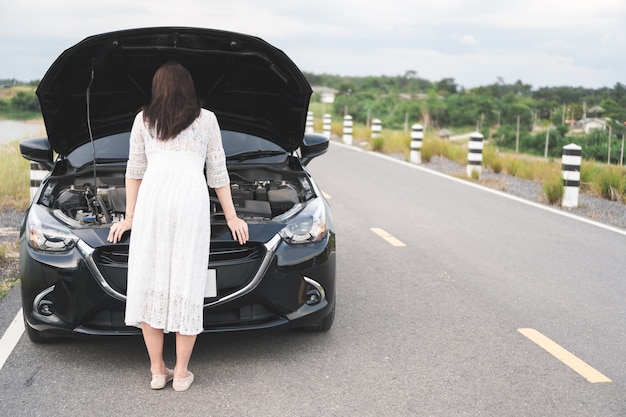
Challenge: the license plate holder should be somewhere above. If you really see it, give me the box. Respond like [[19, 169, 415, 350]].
[[204, 269, 217, 298]]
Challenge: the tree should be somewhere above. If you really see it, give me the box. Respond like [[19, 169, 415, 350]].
[[11, 91, 39, 112]]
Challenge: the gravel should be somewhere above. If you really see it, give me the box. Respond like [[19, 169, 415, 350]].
[[423, 155, 626, 231]]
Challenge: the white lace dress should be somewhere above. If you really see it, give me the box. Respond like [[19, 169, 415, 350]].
[[124, 109, 229, 335]]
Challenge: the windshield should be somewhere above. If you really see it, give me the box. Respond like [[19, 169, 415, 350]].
[[222, 131, 287, 161], [66, 130, 288, 168], [66, 132, 130, 167]]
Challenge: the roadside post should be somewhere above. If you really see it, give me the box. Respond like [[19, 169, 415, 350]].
[[409, 123, 423, 164], [466, 131, 484, 178], [29, 162, 47, 201], [306, 111, 314, 133], [371, 118, 382, 139], [562, 143, 582, 208], [343, 115, 353, 145], [323, 113, 331, 138]]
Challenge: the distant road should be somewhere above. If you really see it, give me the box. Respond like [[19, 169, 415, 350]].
[[0, 120, 45, 145], [449, 132, 472, 141]]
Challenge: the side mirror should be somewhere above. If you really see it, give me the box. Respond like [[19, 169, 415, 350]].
[[19, 137, 53, 170], [300, 133, 329, 166]]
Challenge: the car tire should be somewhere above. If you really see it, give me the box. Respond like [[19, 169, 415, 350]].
[[300, 301, 335, 332]]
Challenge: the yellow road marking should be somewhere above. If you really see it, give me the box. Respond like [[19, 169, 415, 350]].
[[371, 228, 406, 247], [518, 328, 611, 383], [322, 191, 331, 199]]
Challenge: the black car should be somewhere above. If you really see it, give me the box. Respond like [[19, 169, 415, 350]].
[[18, 27, 336, 343]]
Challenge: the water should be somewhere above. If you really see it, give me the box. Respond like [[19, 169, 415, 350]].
[[0, 120, 45, 145]]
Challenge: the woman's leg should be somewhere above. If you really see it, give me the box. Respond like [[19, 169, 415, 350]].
[[174, 333, 197, 378], [141, 322, 167, 375]]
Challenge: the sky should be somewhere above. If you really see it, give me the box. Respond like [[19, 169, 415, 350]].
[[0, 0, 624, 90]]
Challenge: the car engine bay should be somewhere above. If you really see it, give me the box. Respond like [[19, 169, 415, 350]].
[[38, 168, 316, 228]]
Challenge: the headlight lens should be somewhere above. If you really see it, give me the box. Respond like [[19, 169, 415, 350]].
[[27, 207, 78, 252], [279, 198, 327, 244]]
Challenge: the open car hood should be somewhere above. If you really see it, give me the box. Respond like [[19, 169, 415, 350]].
[[36, 27, 312, 156]]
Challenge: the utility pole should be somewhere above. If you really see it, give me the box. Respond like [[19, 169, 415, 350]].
[[620, 132, 624, 166], [607, 124, 612, 164], [544, 127, 550, 158], [516, 115, 520, 153]]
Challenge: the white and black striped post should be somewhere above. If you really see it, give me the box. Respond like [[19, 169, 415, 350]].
[[466, 131, 484, 178], [410, 123, 423, 164], [306, 111, 314, 133], [29, 162, 47, 200], [562, 143, 582, 208], [343, 115, 353, 145], [323, 113, 331, 138], [371, 118, 382, 139]]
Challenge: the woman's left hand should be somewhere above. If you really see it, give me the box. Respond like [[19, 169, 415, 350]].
[[107, 219, 132, 243], [227, 217, 249, 245]]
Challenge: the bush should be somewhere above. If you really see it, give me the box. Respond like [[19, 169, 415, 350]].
[[505, 157, 524, 177], [580, 160, 600, 191], [597, 166, 626, 201], [371, 136, 384, 152], [543, 168, 564, 205], [12, 91, 39, 112], [482, 146, 503, 173], [0, 141, 30, 211]]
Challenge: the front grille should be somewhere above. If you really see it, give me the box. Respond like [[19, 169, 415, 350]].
[[92, 243, 266, 297], [93, 246, 129, 294], [203, 303, 278, 327], [79, 303, 280, 334], [208, 242, 266, 297]]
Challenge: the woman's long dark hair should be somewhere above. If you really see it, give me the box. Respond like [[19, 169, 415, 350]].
[[143, 62, 201, 140]]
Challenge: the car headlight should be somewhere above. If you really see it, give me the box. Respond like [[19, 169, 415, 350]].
[[279, 198, 327, 244], [27, 207, 78, 252]]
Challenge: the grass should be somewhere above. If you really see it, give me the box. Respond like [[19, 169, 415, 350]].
[[420, 135, 466, 164], [369, 130, 407, 155], [0, 277, 18, 300], [596, 165, 626, 202], [0, 242, 19, 300], [326, 120, 626, 205], [483, 146, 503, 173], [0, 140, 31, 211], [542, 165, 565, 205], [0, 138, 34, 301]]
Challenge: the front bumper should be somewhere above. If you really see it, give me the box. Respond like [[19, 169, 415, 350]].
[[20, 227, 336, 338]]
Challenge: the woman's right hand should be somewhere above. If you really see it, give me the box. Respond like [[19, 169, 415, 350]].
[[107, 219, 132, 243]]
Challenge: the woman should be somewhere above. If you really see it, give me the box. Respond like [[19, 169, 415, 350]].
[[107, 62, 248, 392]]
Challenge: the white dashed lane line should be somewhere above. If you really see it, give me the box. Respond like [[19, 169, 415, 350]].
[[0, 309, 24, 371]]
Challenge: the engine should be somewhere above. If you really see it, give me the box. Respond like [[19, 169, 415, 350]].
[[41, 174, 312, 227]]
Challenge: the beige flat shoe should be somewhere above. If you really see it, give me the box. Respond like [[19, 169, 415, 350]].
[[173, 371, 194, 392], [150, 368, 174, 390]]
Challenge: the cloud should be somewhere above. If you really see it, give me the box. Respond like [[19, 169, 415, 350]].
[[0, 0, 624, 88], [458, 35, 479, 46]]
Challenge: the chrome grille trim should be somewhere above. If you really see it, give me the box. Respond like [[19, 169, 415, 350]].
[[77, 240, 126, 301], [77, 235, 282, 304], [204, 234, 281, 307]]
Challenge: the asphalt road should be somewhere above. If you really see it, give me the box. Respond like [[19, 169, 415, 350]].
[[1, 140, 626, 416]]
